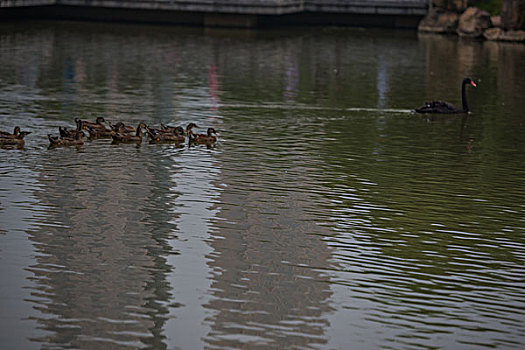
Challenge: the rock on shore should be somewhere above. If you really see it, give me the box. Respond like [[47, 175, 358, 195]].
[[418, 7, 460, 33], [457, 7, 491, 38], [484, 27, 525, 41], [419, 0, 525, 42]]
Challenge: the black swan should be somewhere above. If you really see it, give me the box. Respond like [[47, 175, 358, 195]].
[[415, 78, 477, 114]]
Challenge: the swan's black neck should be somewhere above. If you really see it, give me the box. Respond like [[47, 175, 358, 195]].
[[461, 79, 469, 112]]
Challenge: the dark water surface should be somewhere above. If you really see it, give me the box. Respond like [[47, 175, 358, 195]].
[[1, 21, 524, 349]]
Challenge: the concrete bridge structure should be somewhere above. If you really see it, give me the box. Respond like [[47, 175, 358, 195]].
[[0, 0, 430, 28]]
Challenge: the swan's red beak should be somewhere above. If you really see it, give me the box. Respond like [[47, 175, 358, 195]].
[[470, 81, 477, 87]]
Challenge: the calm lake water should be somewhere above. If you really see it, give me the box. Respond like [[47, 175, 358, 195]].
[[1, 20, 524, 349]]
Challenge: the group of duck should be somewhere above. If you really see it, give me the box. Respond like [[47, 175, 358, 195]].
[[2, 78, 478, 148], [0, 117, 218, 148]]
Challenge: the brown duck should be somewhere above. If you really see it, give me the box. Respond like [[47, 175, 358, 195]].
[[185, 123, 198, 135], [59, 119, 84, 138], [189, 127, 218, 144], [0, 126, 21, 138], [76, 117, 106, 130], [0, 131, 31, 146], [87, 126, 117, 138], [146, 125, 185, 143], [160, 123, 185, 135], [48, 131, 85, 147], [111, 122, 147, 143], [109, 121, 136, 134]]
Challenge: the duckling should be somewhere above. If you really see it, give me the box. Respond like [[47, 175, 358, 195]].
[[48, 131, 85, 147], [76, 117, 106, 130], [111, 122, 147, 143], [189, 127, 218, 144], [0, 131, 31, 146], [0, 126, 21, 138]]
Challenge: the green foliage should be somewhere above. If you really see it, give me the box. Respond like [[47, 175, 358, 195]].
[[474, 0, 502, 16]]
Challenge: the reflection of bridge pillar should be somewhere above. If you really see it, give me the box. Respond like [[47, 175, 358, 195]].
[[22, 149, 174, 348], [0, 164, 47, 349], [376, 53, 389, 109], [164, 153, 221, 349], [199, 132, 336, 347]]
